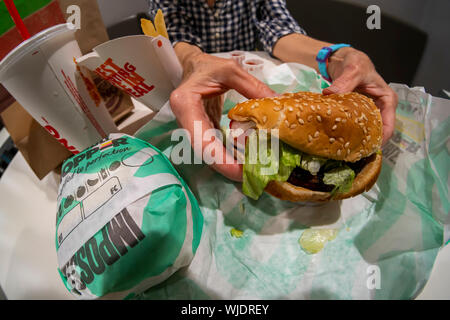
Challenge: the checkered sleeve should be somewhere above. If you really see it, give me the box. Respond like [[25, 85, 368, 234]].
[[255, 0, 306, 54], [147, 0, 204, 51]]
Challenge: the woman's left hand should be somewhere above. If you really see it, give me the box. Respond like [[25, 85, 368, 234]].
[[323, 47, 398, 145]]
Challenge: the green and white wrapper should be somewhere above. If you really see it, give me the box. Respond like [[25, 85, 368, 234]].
[[134, 54, 449, 300], [56, 134, 203, 299]]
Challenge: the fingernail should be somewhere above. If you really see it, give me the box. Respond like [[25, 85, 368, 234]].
[[324, 86, 338, 93]]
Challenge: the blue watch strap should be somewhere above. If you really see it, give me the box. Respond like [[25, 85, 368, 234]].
[[316, 44, 351, 81]]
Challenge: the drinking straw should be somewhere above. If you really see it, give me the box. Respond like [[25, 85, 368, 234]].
[[3, 0, 30, 40]]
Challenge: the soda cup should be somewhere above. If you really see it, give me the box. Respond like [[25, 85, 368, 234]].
[[0, 23, 117, 154]]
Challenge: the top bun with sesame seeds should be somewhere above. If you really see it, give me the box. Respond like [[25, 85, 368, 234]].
[[227, 91, 383, 202], [228, 91, 383, 162]]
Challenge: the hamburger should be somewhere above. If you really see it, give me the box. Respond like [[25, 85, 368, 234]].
[[227, 91, 383, 202]]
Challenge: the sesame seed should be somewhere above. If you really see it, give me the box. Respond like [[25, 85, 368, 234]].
[[329, 138, 335, 143], [344, 142, 350, 148], [311, 105, 316, 111], [332, 124, 337, 130], [298, 118, 305, 125], [274, 100, 280, 105], [288, 106, 293, 112], [327, 109, 332, 115], [347, 149, 351, 155], [335, 117, 341, 122], [308, 115, 313, 122], [308, 135, 313, 142], [251, 104, 257, 109], [317, 115, 322, 122], [285, 120, 290, 127], [290, 123, 297, 129], [338, 137, 344, 143], [337, 149, 342, 156], [314, 131, 319, 138], [362, 139, 366, 145], [262, 116, 267, 123]]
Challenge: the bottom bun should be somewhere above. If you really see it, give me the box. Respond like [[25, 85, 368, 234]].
[[265, 153, 383, 202]]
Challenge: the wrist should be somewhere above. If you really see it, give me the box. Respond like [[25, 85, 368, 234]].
[[174, 42, 203, 70], [327, 47, 355, 79], [328, 47, 371, 81], [316, 44, 351, 82]]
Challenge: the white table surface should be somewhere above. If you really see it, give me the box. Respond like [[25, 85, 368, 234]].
[[0, 151, 448, 300], [0, 52, 448, 299]]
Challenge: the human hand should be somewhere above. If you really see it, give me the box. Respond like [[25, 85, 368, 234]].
[[322, 47, 398, 145], [170, 51, 277, 181]]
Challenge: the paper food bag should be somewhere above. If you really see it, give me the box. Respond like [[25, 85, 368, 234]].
[[57, 0, 109, 55], [58, 0, 135, 125], [1, 102, 72, 179]]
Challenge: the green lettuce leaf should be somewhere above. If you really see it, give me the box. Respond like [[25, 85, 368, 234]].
[[242, 132, 356, 200], [323, 165, 355, 196], [242, 132, 301, 200]]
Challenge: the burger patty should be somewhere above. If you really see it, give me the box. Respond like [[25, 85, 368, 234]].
[[287, 169, 334, 192], [287, 157, 371, 192]]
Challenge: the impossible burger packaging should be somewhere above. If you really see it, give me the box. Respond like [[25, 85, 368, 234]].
[[55, 133, 203, 299]]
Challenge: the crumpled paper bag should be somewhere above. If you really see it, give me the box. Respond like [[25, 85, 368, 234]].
[[133, 53, 449, 300]]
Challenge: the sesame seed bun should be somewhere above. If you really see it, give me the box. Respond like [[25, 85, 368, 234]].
[[228, 91, 383, 202], [228, 91, 383, 162]]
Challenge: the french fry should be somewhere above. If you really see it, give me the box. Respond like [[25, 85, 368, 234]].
[[140, 18, 158, 37], [154, 9, 169, 39]]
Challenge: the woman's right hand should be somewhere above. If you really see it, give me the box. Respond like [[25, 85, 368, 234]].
[[170, 43, 277, 181]]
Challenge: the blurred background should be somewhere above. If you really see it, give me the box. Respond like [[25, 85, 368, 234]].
[[94, 0, 450, 96]]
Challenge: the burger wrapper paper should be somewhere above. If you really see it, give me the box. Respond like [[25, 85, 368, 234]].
[[134, 52, 449, 299]]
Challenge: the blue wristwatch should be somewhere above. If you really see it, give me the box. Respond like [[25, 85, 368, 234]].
[[316, 44, 351, 81]]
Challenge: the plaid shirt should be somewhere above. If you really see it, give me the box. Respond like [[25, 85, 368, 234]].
[[147, 0, 306, 53]]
